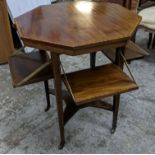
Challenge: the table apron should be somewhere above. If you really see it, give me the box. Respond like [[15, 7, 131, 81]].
[[22, 40, 129, 56]]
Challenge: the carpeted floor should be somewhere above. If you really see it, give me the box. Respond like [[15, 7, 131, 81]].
[[0, 29, 155, 153]]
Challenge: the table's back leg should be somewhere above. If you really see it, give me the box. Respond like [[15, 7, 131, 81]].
[[38, 50, 51, 112], [148, 33, 153, 49], [51, 53, 65, 149], [90, 52, 96, 69], [44, 80, 51, 112]]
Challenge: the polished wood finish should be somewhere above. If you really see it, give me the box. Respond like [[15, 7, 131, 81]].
[[103, 41, 149, 63], [63, 64, 138, 105], [100, 0, 147, 63], [51, 53, 65, 149], [0, 0, 14, 64], [89, 0, 140, 72], [8, 51, 53, 87], [15, 1, 141, 55], [14, 2, 141, 148]]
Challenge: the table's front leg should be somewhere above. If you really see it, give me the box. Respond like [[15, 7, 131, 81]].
[[51, 53, 65, 149], [111, 46, 126, 133]]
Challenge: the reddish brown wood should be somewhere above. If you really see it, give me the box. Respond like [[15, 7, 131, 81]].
[[103, 41, 149, 63], [51, 53, 65, 149], [15, 1, 141, 55], [8, 51, 53, 87], [8, 50, 53, 112], [63, 64, 138, 105], [14, 2, 141, 148]]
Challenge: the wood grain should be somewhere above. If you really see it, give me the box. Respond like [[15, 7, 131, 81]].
[[15, 1, 141, 55], [103, 40, 149, 62], [63, 64, 138, 105], [8, 51, 53, 87]]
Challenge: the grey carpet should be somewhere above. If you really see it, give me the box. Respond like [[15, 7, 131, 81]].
[[0, 29, 155, 153]]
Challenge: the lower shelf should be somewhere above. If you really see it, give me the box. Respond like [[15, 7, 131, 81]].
[[63, 64, 138, 105], [8, 51, 53, 87], [102, 41, 149, 63]]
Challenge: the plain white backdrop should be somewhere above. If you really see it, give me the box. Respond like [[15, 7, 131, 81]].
[[7, 0, 54, 20]]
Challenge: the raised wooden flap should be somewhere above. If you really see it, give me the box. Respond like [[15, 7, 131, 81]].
[[103, 41, 149, 63], [8, 52, 53, 87], [63, 64, 138, 105]]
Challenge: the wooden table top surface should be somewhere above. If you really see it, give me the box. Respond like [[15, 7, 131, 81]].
[[15, 1, 141, 55]]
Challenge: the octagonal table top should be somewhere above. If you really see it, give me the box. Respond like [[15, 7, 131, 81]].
[[15, 1, 141, 55]]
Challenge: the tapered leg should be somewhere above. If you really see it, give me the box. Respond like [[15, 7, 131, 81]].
[[111, 95, 120, 133], [44, 80, 51, 112], [111, 46, 125, 133], [90, 52, 96, 69], [51, 53, 65, 149], [148, 33, 152, 49]]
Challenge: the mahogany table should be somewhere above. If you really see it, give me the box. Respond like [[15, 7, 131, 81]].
[[15, 1, 141, 149]]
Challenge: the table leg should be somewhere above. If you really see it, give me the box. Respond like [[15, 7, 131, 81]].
[[49, 88, 80, 125], [51, 53, 65, 149], [111, 46, 125, 133], [111, 94, 120, 133], [148, 33, 152, 49], [44, 80, 51, 112], [90, 52, 96, 69], [39, 50, 51, 112]]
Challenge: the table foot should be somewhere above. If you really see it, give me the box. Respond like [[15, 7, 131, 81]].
[[111, 128, 116, 134], [44, 104, 51, 112], [58, 141, 65, 150]]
